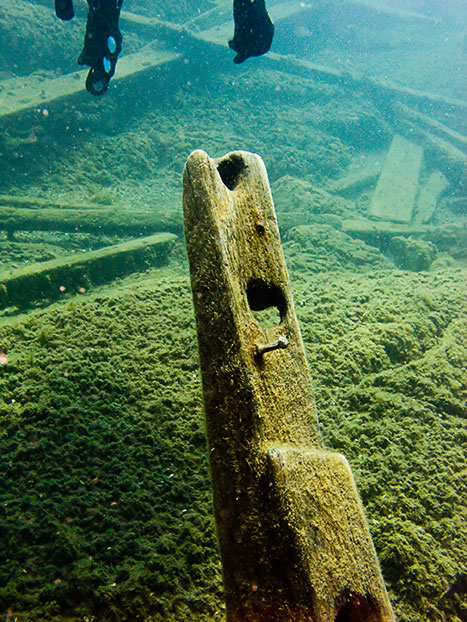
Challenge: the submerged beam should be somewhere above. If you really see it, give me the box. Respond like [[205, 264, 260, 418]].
[[369, 134, 423, 223], [0, 232, 176, 309], [183, 149, 395, 621], [0, 48, 180, 118], [0, 199, 181, 237], [414, 170, 449, 224]]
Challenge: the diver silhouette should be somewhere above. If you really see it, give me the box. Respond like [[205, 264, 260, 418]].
[[54, 0, 123, 96], [229, 0, 274, 64], [54, 0, 273, 96]]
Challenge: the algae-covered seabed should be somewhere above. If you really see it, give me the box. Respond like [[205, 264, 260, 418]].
[[1, 1, 466, 621]]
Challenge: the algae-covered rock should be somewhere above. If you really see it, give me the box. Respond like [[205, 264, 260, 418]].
[[272, 175, 358, 230], [283, 223, 390, 273], [388, 235, 437, 271], [0, 266, 465, 622]]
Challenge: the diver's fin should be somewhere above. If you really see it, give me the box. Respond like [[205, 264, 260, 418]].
[[78, 3, 122, 96]]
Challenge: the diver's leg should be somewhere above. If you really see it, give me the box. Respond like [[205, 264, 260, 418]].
[[78, 0, 124, 95]]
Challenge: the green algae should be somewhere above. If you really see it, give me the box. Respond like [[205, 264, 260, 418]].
[[293, 267, 467, 622], [0, 263, 465, 621], [0, 274, 223, 621], [0, 9, 465, 619]]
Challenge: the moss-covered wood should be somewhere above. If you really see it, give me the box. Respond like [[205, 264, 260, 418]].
[[0, 233, 176, 309], [341, 219, 467, 262], [0, 201, 181, 237], [183, 149, 394, 621], [369, 135, 423, 224]]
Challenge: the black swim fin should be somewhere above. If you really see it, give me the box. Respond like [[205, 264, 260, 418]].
[[78, 0, 123, 96], [229, 0, 274, 64]]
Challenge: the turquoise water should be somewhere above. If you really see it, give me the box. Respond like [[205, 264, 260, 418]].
[[0, 1, 466, 620]]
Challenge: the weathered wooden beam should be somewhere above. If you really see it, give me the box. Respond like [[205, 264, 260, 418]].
[[395, 104, 467, 152], [369, 134, 423, 223], [414, 170, 449, 224], [418, 129, 467, 188], [183, 149, 395, 621], [327, 160, 382, 198], [0, 48, 180, 118], [0, 197, 181, 236], [342, 218, 466, 257], [0, 232, 176, 309], [347, 0, 440, 24]]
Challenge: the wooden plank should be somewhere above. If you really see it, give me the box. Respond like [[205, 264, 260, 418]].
[[396, 104, 467, 153], [418, 129, 467, 188], [0, 194, 118, 210], [414, 170, 449, 224], [0, 201, 181, 237], [348, 0, 440, 24], [0, 232, 176, 309], [369, 134, 423, 223], [327, 157, 382, 198], [0, 48, 180, 118], [342, 218, 467, 255]]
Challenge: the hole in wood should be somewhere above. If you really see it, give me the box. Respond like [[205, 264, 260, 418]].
[[217, 154, 245, 190], [334, 592, 379, 622], [246, 279, 286, 328]]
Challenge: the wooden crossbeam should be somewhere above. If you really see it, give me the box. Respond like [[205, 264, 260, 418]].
[[0, 48, 180, 118], [0, 196, 181, 237]]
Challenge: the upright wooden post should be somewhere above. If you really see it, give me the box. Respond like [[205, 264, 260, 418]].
[[183, 149, 396, 622]]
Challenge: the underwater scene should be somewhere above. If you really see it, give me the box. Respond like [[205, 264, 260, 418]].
[[0, 0, 466, 620]]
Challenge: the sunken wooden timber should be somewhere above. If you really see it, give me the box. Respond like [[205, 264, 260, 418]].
[[0, 196, 181, 237], [0, 47, 181, 118], [342, 218, 466, 258], [0, 232, 176, 309], [183, 149, 395, 621], [414, 170, 449, 224], [369, 134, 423, 223]]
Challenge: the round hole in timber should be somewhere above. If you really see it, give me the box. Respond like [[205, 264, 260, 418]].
[[246, 279, 286, 328], [217, 154, 245, 190]]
